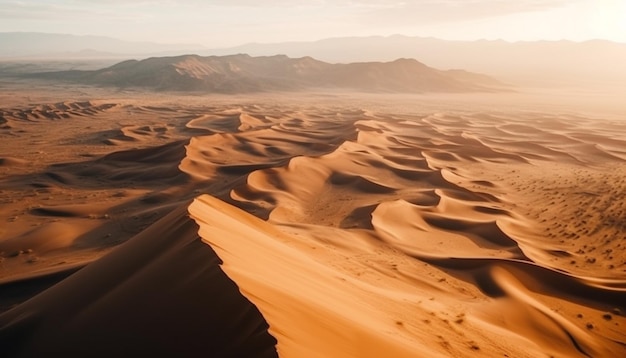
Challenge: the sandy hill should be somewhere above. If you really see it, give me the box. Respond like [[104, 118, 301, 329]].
[[29, 54, 504, 93]]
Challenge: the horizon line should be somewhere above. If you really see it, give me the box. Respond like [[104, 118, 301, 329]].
[[1, 31, 625, 48]]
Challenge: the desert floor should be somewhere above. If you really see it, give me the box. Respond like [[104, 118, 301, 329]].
[[1, 81, 625, 357]]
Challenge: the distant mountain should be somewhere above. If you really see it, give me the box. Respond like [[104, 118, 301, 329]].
[[205, 35, 626, 87], [0, 32, 203, 58], [7, 33, 626, 87], [30, 54, 505, 93]]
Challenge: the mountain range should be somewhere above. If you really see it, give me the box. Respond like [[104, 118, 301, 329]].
[[30, 54, 503, 93], [4, 32, 626, 87], [213, 36, 626, 87], [0, 32, 198, 58]]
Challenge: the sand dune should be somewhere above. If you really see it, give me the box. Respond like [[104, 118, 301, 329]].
[[1, 91, 625, 357], [0, 205, 278, 357]]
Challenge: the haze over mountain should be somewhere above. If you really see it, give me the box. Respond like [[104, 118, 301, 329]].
[[30, 54, 503, 93], [0, 32, 203, 58], [206, 35, 626, 87], [3, 32, 625, 88]]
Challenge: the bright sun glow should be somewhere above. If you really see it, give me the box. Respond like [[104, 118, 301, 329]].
[[594, 0, 626, 38]]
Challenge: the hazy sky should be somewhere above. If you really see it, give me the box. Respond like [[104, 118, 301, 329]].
[[1, 0, 625, 47]]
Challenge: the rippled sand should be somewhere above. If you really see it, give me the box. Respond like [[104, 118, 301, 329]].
[[1, 90, 625, 357]]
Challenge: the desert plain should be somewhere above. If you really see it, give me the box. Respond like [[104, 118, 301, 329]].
[[0, 73, 625, 358]]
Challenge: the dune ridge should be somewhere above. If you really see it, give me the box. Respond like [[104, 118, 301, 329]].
[[209, 106, 626, 356], [1, 95, 625, 356], [0, 205, 278, 357]]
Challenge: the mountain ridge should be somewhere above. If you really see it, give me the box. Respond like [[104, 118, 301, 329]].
[[4, 32, 626, 87], [0, 32, 204, 58], [205, 35, 626, 86], [30, 53, 505, 93]]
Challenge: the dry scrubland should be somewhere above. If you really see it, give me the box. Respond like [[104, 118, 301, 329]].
[[0, 84, 625, 357]]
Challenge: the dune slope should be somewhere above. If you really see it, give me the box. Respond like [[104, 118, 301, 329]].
[[0, 205, 278, 357]]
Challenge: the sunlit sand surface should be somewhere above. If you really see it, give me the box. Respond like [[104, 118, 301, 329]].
[[1, 88, 625, 357]]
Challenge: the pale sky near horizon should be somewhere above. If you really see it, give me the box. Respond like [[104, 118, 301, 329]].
[[0, 0, 625, 47]]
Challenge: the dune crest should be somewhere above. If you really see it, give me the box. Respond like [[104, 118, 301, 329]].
[[190, 195, 442, 357], [0, 205, 278, 357]]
